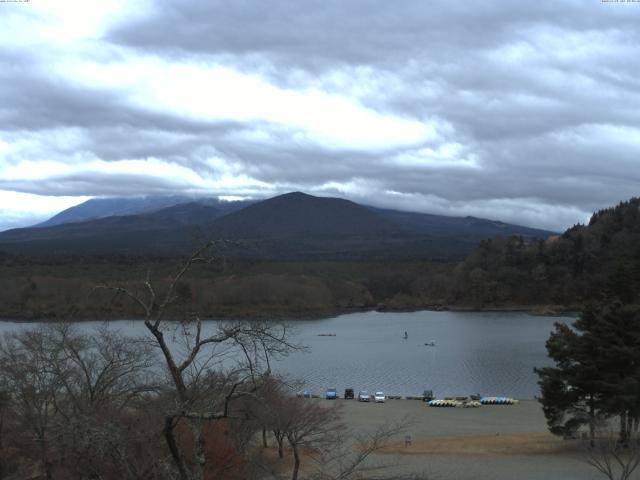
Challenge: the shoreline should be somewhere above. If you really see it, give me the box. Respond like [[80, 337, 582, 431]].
[[0, 303, 580, 323]]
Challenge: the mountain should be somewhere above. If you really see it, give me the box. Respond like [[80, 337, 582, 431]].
[[36, 195, 253, 228], [0, 202, 228, 255], [37, 196, 194, 227], [0, 192, 555, 259], [143, 202, 225, 225], [208, 192, 398, 239], [372, 208, 552, 240]]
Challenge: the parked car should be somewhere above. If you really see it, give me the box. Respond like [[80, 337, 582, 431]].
[[325, 388, 337, 400], [374, 391, 385, 403], [358, 390, 371, 402], [423, 390, 434, 402], [344, 388, 354, 399]]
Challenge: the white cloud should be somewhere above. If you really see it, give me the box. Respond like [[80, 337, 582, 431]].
[[392, 143, 480, 169], [0, 190, 89, 231], [60, 56, 438, 151], [218, 195, 251, 202], [0, 155, 271, 196], [0, 0, 151, 47]]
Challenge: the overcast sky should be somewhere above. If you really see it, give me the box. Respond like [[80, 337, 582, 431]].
[[1, 0, 639, 232]]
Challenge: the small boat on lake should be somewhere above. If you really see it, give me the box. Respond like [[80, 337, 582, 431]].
[[317, 333, 336, 337], [424, 340, 436, 346]]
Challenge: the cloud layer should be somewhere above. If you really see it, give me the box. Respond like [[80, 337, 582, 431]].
[[1, 0, 639, 231]]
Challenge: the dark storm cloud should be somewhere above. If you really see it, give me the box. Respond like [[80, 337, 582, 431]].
[[1, 0, 639, 231]]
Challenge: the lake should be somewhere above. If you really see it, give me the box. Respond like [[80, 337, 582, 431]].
[[0, 310, 574, 399]]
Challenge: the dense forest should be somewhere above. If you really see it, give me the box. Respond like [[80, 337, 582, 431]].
[[0, 198, 638, 320], [447, 197, 640, 310]]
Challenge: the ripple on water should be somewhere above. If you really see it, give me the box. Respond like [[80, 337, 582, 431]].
[[273, 310, 570, 398]]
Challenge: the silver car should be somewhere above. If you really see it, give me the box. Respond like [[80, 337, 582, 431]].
[[358, 390, 370, 402]]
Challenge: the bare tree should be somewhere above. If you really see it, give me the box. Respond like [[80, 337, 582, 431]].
[[249, 376, 294, 459], [48, 325, 163, 480], [0, 328, 63, 479], [249, 388, 422, 480], [277, 398, 339, 480], [44, 323, 156, 414], [0, 388, 8, 470], [585, 428, 640, 480], [95, 240, 299, 480], [308, 418, 416, 480], [234, 371, 427, 480], [0, 324, 163, 480]]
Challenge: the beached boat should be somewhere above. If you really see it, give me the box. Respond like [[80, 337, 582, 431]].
[[428, 399, 461, 407], [480, 396, 518, 405]]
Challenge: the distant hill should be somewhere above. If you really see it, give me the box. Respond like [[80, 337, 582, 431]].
[[37, 195, 253, 228], [372, 207, 551, 240], [0, 192, 555, 259], [0, 203, 228, 255], [37, 196, 195, 227]]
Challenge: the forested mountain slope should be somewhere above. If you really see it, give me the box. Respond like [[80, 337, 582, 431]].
[[444, 198, 640, 308]]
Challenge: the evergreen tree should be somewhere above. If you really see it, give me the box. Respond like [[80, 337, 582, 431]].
[[535, 307, 604, 444], [590, 302, 640, 444], [536, 301, 640, 444]]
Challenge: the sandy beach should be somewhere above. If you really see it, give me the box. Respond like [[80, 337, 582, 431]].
[[325, 399, 607, 480]]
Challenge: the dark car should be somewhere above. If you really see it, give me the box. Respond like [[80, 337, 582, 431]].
[[344, 388, 354, 399], [423, 390, 434, 402], [325, 388, 337, 400]]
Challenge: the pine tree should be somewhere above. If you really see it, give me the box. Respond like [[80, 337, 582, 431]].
[[536, 301, 640, 444], [536, 307, 604, 444]]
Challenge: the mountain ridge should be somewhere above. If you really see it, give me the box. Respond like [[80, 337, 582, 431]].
[[37, 195, 253, 228], [207, 192, 400, 239], [0, 192, 555, 259]]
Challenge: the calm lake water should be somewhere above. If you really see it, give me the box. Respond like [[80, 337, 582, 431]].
[[0, 310, 574, 399]]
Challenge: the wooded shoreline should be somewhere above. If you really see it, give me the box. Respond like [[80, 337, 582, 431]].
[[0, 302, 580, 323]]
